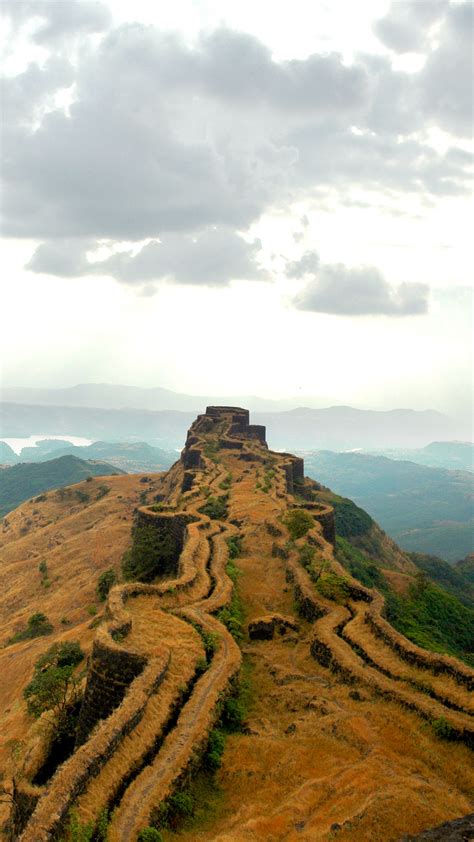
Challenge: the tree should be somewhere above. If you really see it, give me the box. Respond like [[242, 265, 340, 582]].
[[23, 641, 84, 736]]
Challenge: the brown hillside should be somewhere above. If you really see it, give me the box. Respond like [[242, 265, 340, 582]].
[[1, 408, 473, 842]]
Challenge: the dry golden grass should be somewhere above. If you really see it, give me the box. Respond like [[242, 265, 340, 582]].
[[4, 410, 474, 842], [0, 474, 160, 775]]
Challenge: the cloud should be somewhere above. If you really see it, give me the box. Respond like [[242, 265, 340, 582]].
[[286, 250, 320, 278], [2, 0, 112, 44], [0, 7, 471, 291], [291, 257, 429, 316], [420, 2, 474, 137], [27, 239, 94, 277], [28, 229, 268, 287], [374, 0, 448, 53]]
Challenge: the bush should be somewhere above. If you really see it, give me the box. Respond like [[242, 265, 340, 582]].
[[298, 543, 316, 569], [96, 484, 111, 500], [204, 728, 225, 772], [284, 509, 314, 540], [75, 490, 90, 504], [198, 495, 228, 521], [316, 573, 351, 602], [226, 535, 242, 560], [96, 568, 117, 601], [432, 716, 456, 741], [9, 612, 53, 644], [138, 830, 164, 842]]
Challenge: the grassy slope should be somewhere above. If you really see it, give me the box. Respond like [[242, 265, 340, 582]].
[[318, 492, 474, 666]]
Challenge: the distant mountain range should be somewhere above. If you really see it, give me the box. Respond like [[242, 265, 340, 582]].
[[0, 455, 125, 517], [1, 383, 339, 413], [0, 401, 467, 451], [374, 441, 473, 472], [303, 450, 474, 562]]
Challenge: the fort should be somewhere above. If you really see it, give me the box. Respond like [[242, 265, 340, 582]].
[[7, 407, 474, 842]]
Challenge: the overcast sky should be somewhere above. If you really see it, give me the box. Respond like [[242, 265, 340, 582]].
[[0, 0, 472, 415]]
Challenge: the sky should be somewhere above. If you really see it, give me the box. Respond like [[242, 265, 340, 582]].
[[0, 0, 472, 416]]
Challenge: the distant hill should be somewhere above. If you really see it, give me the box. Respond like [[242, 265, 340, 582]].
[[408, 552, 474, 607], [0, 455, 125, 517], [0, 383, 338, 412], [455, 554, 474, 584], [375, 441, 473, 472], [15, 440, 177, 473], [0, 441, 17, 464], [303, 450, 474, 562], [1, 401, 464, 450]]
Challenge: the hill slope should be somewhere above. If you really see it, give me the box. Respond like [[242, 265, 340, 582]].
[[0, 455, 125, 517], [1, 408, 472, 842], [303, 450, 474, 561]]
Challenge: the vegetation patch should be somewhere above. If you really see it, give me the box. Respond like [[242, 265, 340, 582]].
[[384, 580, 474, 666], [96, 568, 117, 601], [332, 497, 373, 538], [198, 495, 228, 521], [316, 572, 351, 603], [335, 537, 386, 590], [8, 611, 53, 644], [226, 534, 243, 560], [122, 520, 178, 582], [219, 473, 233, 490], [284, 509, 314, 540]]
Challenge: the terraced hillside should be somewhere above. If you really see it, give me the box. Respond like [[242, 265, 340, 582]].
[[2, 407, 473, 842]]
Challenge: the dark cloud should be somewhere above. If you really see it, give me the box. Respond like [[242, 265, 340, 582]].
[[28, 229, 267, 287], [374, 0, 448, 53], [292, 259, 429, 316], [0, 5, 471, 290], [2, 0, 111, 44]]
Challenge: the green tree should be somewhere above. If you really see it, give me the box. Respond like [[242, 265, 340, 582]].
[[23, 641, 84, 736]]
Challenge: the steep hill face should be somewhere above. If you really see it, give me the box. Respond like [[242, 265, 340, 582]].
[[0, 455, 125, 517], [1, 408, 473, 842]]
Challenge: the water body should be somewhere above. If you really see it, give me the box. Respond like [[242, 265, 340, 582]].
[[1, 434, 93, 455]]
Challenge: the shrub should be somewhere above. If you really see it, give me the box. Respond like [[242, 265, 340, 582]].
[[298, 543, 316, 569], [198, 495, 228, 520], [204, 728, 225, 772], [75, 490, 90, 504], [219, 473, 232, 490], [226, 535, 242, 560], [96, 484, 111, 500], [316, 573, 351, 602], [138, 830, 164, 842], [38, 561, 48, 575], [432, 716, 456, 741], [9, 612, 53, 644], [96, 568, 117, 601], [284, 509, 314, 540]]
